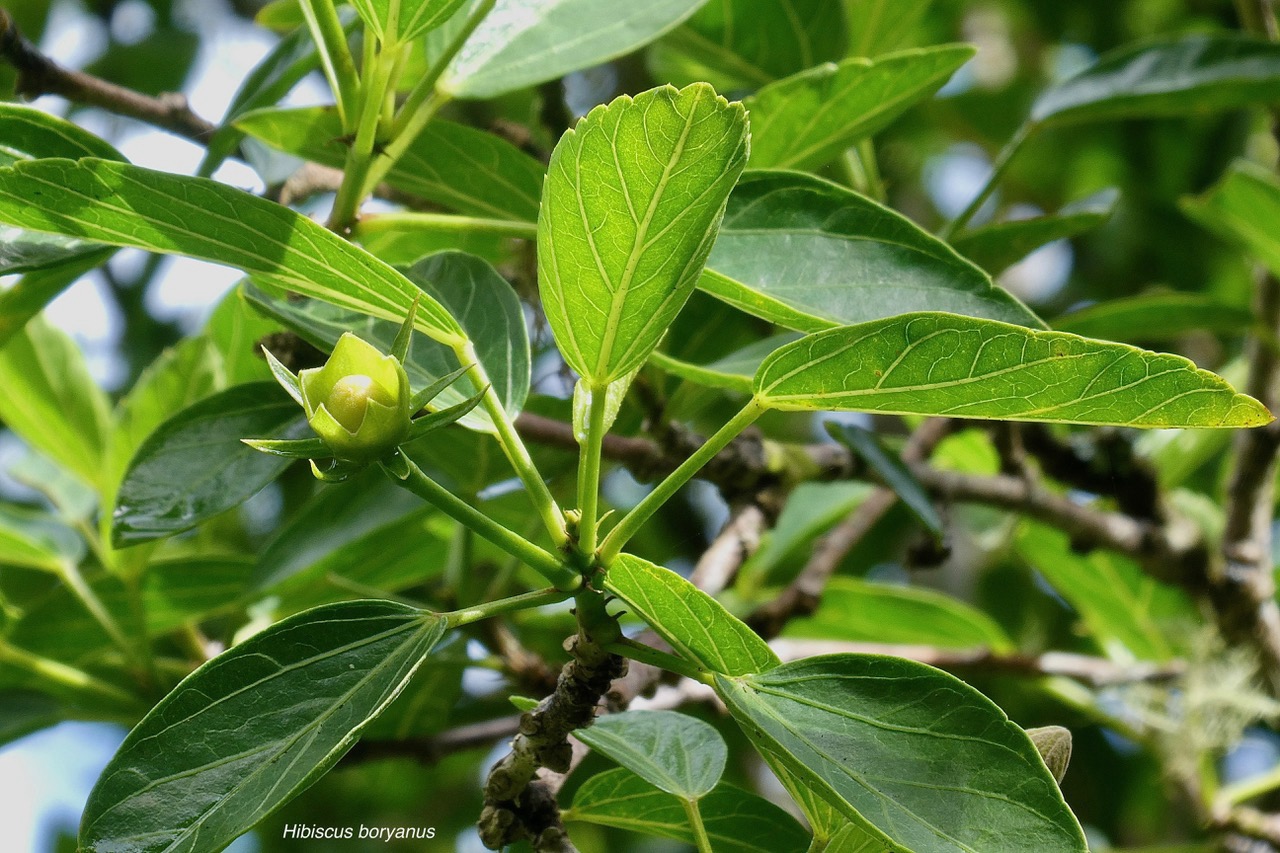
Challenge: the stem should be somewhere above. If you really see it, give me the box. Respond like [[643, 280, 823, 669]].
[[446, 587, 572, 628], [682, 798, 714, 853], [606, 637, 711, 684], [577, 385, 609, 556], [454, 341, 569, 547], [297, 0, 360, 125], [0, 642, 137, 707], [355, 211, 538, 241], [329, 34, 398, 231], [939, 124, 1032, 240], [599, 399, 765, 564], [842, 140, 885, 201], [387, 457, 579, 590]]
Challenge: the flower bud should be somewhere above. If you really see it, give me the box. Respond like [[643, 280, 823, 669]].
[[298, 333, 410, 462]]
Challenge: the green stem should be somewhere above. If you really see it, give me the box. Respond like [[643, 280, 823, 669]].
[[454, 341, 569, 547], [1220, 762, 1280, 806], [599, 399, 765, 564], [298, 0, 360, 125], [446, 587, 572, 628], [606, 637, 712, 684], [939, 124, 1033, 240], [329, 34, 399, 231], [354, 211, 538, 241], [387, 457, 578, 590], [682, 798, 714, 853], [577, 384, 609, 557], [0, 642, 138, 707]]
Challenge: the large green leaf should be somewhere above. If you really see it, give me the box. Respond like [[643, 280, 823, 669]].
[[1030, 34, 1280, 128], [845, 0, 932, 57], [745, 45, 974, 171], [567, 768, 809, 853], [0, 316, 112, 490], [112, 383, 310, 545], [439, 0, 706, 98], [951, 188, 1119, 275], [0, 159, 465, 345], [249, 250, 529, 432], [351, 0, 466, 43], [649, 0, 849, 91], [754, 312, 1271, 428], [573, 710, 726, 799], [717, 654, 1088, 853], [604, 554, 778, 676], [1182, 159, 1280, 280], [539, 83, 748, 387], [235, 106, 543, 221], [1053, 293, 1253, 343], [702, 172, 1043, 330], [0, 103, 123, 162], [79, 600, 447, 853]]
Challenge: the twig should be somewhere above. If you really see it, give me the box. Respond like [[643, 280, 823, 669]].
[[688, 504, 767, 593], [0, 9, 215, 143], [344, 716, 523, 766]]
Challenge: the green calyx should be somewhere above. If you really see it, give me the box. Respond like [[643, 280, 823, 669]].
[[298, 332, 411, 462]]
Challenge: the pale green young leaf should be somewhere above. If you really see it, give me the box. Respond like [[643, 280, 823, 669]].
[[567, 768, 809, 853], [0, 316, 112, 490], [1182, 159, 1280, 280], [702, 172, 1044, 330], [79, 601, 447, 853], [1031, 34, 1280, 128], [204, 284, 281, 386], [0, 159, 465, 345], [952, 188, 1120, 275], [604, 554, 778, 676], [439, 0, 706, 98], [754, 312, 1272, 428], [746, 45, 974, 171], [539, 83, 748, 386], [235, 106, 544, 221], [845, 0, 932, 57], [571, 373, 634, 442], [574, 710, 727, 799], [350, 0, 467, 43], [717, 654, 1089, 853]]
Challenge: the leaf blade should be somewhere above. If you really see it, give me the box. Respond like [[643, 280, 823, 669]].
[[573, 710, 727, 799]]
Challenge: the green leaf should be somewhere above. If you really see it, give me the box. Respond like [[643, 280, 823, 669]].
[[249, 250, 529, 433], [0, 159, 466, 345], [567, 768, 810, 853], [439, 0, 706, 98], [350, 0, 466, 43], [539, 83, 748, 386], [574, 710, 726, 799], [753, 312, 1272, 428], [0, 316, 112, 490], [604, 554, 778, 676], [702, 172, 1044, 331], [1015, 522, 1194, 661], [651, 333, 800, 394], [826, 422, 942, 535], [845, 0, 932, 57], [79, 600, 447, 853], [235, 106, 544, 221], [767, 761, 884, 852], [0, 691, 62, 748], [204, 284, 281, 386], [1053, 293, 1254, 343], [0, 249, 113, 348], [1182, 159, 1280, 280], [781, 577, 1014, 651], [0, 103, 124, 162], [745, 45, 974, 171], [951, 188, 1120, 275], [1031, 34, 1280, 128], [648, 0, 849, 91], [0, 505, 83, 572], [716, 654, 1088, 853], [112, 383, 311, 545]]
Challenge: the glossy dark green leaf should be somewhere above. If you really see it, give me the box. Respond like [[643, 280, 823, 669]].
[[567, 768, 810, 853], [1053, 293, 1253, 343], [574, 710, 726, 799], [604, 554, 778, 676], [235, 106, 543, 221], [746, 45, 974, 170], [717, 654, 1089, 853], [781, 577, 1013, 651], [79, 601, 447, 853], [0, 159, 465, 345], [754, 312, 1272, 428], [649, 0, 848, 91], [951, 188, 1119, 275], [1031, 34, 1280, 128], [539, 83, 748, 386], [249, 250, 529, 432], [439, 0, 706, 98], [702, 172, 1044, 330], [1182, 159, 1280, 280], [112, 383, 311, 545], [825, 422, 942, 534]]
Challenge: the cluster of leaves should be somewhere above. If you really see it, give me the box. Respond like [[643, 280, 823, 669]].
[[3, 1, 1280, 851]]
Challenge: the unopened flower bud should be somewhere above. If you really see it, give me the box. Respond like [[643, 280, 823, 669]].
[[298, 333, 410, 462]]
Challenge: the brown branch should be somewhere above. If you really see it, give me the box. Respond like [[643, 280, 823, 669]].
[[344, 715, 522, 766], [0, 9, 216, 144]]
